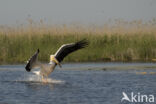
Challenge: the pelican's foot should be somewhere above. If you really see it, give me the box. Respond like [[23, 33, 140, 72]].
[[41, 76, 48, 83]]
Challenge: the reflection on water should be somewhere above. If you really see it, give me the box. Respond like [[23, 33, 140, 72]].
[[0, 63, 156, 104]]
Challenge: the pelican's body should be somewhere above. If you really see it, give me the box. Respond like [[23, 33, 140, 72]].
[[34, 62, 56, 77], [25, 39, 88, 80], [40, 62, 56, 77]]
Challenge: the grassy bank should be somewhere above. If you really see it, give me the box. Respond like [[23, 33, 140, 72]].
[[0, 19, 156, 64]]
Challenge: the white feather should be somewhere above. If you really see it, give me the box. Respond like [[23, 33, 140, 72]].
[[32, 71, 40, 76]]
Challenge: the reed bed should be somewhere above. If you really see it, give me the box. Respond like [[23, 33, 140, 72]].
[[0, 19, 156, 64]]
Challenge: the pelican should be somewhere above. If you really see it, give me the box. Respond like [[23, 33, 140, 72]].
[[25, 39, 88, 82]]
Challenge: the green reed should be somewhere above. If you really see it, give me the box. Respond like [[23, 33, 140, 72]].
[[0, 33, 156, 64]]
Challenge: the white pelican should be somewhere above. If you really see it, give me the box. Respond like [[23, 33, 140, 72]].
[[25, 39, 88, 81]]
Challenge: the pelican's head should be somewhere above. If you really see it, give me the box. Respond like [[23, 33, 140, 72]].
[[50, 55, 55, 61], [49, 55, 55, 64], [49, 55, 62, 67]]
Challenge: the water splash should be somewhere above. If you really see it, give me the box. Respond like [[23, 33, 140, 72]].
[[16, 74, 65, 84]]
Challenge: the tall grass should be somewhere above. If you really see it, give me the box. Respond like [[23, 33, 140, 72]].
[[0, 19, 156, 64]]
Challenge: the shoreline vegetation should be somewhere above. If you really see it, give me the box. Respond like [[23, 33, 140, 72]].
[[0, 19, 156, 64]]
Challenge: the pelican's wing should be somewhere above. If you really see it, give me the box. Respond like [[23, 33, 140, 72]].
[[55, 39, 88, 62], [25, 49, 40, 72]]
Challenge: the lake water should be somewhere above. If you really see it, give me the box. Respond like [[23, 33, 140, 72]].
[[0, 62, 156, 104]]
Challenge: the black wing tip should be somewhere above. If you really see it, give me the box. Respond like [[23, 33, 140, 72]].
[[25, 49, 39, 72], [76, 39, 89, 48], [37, 48, 40, 53], [25, 65, 31, 72]]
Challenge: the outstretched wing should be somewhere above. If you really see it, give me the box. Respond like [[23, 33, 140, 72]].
[[54, 39, 88, 62], [25, 49, 40, 72]]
